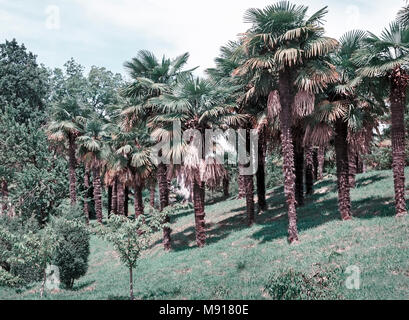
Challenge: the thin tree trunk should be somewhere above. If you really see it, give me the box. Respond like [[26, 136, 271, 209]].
[[117, 182, 125, 216], [129, 267, 134, 301], [1, 180, 8, 215], [158, 163, 171, 251], [278, 70, 299, 243], [40, 269, 46, 298], [68, 134, 77, 205], [193, 178, 206, 247], [92, 166, 103, 223], [83, 167, 90, 224], [334, 118, 352, 220], [112, 178, 118, 215], [124, 186, 129, 217], [317, 146, 325, 181], [305, 146, 314, 195], [256, 130, 267, 211], [134, 177, 144, 217], [390, 68, 408, 217], [356, 155, 364, 174], [150, 183, 156, 208], [348, 146, 357, 188], [223, 176, 230, 198], [107, 185, 112, 218]]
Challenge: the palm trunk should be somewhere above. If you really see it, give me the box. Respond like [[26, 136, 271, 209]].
[[83, 167, 90, 224], [357, 155, 365, 174], [317, 146, 325, 181], [278, 70, 299, 243], [390, 68, 408, 217], [256, 130, 267, 211], [107, 186, 112, 218], [134, 177, 144, 217], [193, 177, 206, 247], [112, 178, 118, 215], [223, 176, 230, 198], [305, 146, 314, 195], [117, 182, 125, 216], [68, 133, 77, 205], [238, 174, 245, 199], [294, 142, 304, 206], [92, 166, 103, 223], [158, 163, 171, 251], [244, 174, 255, 225], [348, 146, 357, 188], [124, 187, 129, 217], [150, 183, 156, 208], [334, 118, 352, 220]]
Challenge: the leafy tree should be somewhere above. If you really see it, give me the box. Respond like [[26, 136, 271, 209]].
[[96, 211, 164, 300]]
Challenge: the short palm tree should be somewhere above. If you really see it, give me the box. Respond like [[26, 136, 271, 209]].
[[47, 97, 87, 206], [150, 75, 242, 247], [77, 118, 110, 223], [353, 22, 409, 217]]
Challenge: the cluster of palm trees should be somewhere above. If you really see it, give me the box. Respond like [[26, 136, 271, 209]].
[[47, 1, 409, 250]]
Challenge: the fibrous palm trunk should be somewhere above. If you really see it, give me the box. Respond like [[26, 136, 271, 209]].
[[117, 182, 125, 216], [244, 174, 255, 225], [238, 174, 245, 199], [134, 178, 144, 217], [390, 68, 408, 217], [305, 146, 314, 195], [92, 166, 103, 223], [112, 178, 118, 215], [278, 70, 299, 243], [256, 129, 267, 212], [223, 176, 230, 198], [68, 133, 77, 205], [107, 186, 112, 218], [158, 163, 171, 250], [348, 146, 357, 188], [193, 177, 206, 247], [83, 167, 90, 224], [334, 118, 352, 220], [293, 125, 305, 206], [150, 183, 156, 208], [317, 146, 325, 181], [124, 186, 129, 217]]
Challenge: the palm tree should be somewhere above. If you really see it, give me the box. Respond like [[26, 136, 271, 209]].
[[150, 75, 241, 247], [353, 23, 409, 217], [77, 118, 110, 223], [47, 98, 86, 206], [239, 2, 339, 242], [122, 50, 195, 250]]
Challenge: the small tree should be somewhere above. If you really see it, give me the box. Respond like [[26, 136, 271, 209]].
[[96, 208, 165, 300]]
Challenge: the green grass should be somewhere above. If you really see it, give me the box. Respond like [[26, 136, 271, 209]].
[[1, 169, 408, 300]]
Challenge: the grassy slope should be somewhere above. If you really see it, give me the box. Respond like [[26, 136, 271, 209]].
[[1, 169, 408, 300]]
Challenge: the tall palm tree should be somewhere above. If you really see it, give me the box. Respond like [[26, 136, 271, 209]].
[[47, 98, 86, 206], [353, 22, 409, 217], [77, 118, 110, 223], [122, 50, 195, 250], [239, 2, 339, 242], [150, 75, 242, 247]]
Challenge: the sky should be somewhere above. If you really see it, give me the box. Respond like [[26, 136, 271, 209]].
[[0, 0, 405, 78]]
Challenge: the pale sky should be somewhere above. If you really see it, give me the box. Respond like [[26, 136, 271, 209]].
[[0, 0, 405, 77]]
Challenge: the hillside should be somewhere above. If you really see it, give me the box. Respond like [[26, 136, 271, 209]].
[[1, 169, 408, 300]]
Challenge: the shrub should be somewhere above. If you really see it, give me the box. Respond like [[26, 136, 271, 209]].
[[52, 203, 90, 289], [264, 266, 343, 300]]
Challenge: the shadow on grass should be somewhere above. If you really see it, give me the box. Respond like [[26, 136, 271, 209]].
[[71, 280, 96, 292], [154, 171, 396, 251]]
